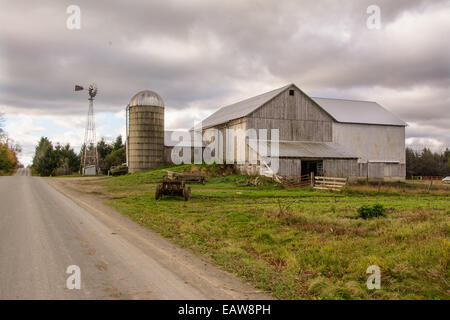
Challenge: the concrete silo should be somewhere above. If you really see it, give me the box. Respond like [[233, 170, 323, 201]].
[[126, 90, 165, 173]]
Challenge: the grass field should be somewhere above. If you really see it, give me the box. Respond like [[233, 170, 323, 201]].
[[81, 165, 449, 300]]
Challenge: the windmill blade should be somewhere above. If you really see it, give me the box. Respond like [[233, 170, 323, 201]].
[[75, 85, 84, 91]]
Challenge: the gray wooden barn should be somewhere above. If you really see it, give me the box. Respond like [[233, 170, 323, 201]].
[[194, 84, 406, 181]]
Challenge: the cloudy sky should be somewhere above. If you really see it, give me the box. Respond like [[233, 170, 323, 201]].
[[0, 0, 449, 165]]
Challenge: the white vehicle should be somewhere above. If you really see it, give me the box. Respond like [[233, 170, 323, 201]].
[[442, 176, 450, 184]]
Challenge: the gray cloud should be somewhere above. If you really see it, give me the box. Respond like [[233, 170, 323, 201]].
[[0, 0, 449, 153]]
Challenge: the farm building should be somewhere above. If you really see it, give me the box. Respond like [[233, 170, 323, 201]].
[[126, 84, 406, 181], [196, 84, 406, 181]]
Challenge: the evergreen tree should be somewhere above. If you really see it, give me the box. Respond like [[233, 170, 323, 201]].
[[97, 138, 113, 159], [32, 137, 52, 169], [104, 147, 126, 171], [54, 143, 80, 174], [406, 147, 450, 177], [35, 140, 58, 176], [113, 135, 124, 151]]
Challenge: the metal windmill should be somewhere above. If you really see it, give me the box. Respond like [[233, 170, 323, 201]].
[[75, 84, 99, 175]]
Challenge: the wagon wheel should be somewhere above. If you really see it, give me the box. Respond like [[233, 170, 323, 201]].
[[183, 185, 191, 201], [155, 184, 162, 200]]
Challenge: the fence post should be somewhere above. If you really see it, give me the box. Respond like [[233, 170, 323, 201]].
[[311, 172, 315, 187]]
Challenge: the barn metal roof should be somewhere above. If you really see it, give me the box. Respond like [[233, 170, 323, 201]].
[[278, 141, 357, 158], [249, 140, 358, 159], [199, 84, 406, 128], [200, 84, 291, 128], [311, 97, 406, 126]]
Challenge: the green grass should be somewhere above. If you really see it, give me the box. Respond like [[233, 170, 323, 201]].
[[82, 165, 449, 300]]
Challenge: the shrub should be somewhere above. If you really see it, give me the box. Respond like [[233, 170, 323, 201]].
[[357, 204, 386, 219]]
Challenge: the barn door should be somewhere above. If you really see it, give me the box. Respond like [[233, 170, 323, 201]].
[[301, 160, 323, 176]]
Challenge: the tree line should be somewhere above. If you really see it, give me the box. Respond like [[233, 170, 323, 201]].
[[0, 113, 21, 175], [97, 136, 126, 173], [32, 135, 125, 176], [406, 147, 450, 178]]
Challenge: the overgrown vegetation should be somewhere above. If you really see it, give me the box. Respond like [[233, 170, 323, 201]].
[[0, 113, 21, 175], [406, 147, 450, 178], [74, 164, 450, 300]]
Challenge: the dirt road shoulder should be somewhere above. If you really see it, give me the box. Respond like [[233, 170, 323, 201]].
[[46, 177, 272, 300]]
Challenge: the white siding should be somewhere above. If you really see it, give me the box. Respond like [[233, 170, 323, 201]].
[[332, 123, 405, 163]]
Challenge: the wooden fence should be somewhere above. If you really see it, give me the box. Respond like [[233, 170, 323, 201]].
[[412, 176, 443, 181], [313, 176, 348, 191]]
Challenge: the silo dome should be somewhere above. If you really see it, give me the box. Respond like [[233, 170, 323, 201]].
[[129, 90, 164, 107], [126, 90, 165, 173]]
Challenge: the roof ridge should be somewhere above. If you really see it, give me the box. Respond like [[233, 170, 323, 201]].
[[311, 96, 377, 103], [199, 83, 293, 128], [220, 83, 292, 108]]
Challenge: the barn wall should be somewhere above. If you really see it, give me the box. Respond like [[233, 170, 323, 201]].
[[247, 87, 333, 142], [323, 159, 359, 178], [237, 159, 405, 180], [278, 158, 302, 177], [227, 118, 247, 164], [359, 162, 406, 181], [333, 122, 406, 180], [239, 158, 359, 178], [332, 122, 406, 163], [203, 117, 247, 164], [237, 159, 303, 177]]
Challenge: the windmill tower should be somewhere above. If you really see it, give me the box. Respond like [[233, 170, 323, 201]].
[[76, 84, 99, 175]]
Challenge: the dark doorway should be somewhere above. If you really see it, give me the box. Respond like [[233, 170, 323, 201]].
[[302, 160, 323, 176]]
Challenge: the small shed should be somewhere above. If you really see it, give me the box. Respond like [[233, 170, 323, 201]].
[[84, 165, 97, 176]]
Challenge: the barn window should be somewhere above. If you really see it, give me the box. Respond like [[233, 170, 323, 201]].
[[289, 90, 295, 96]]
